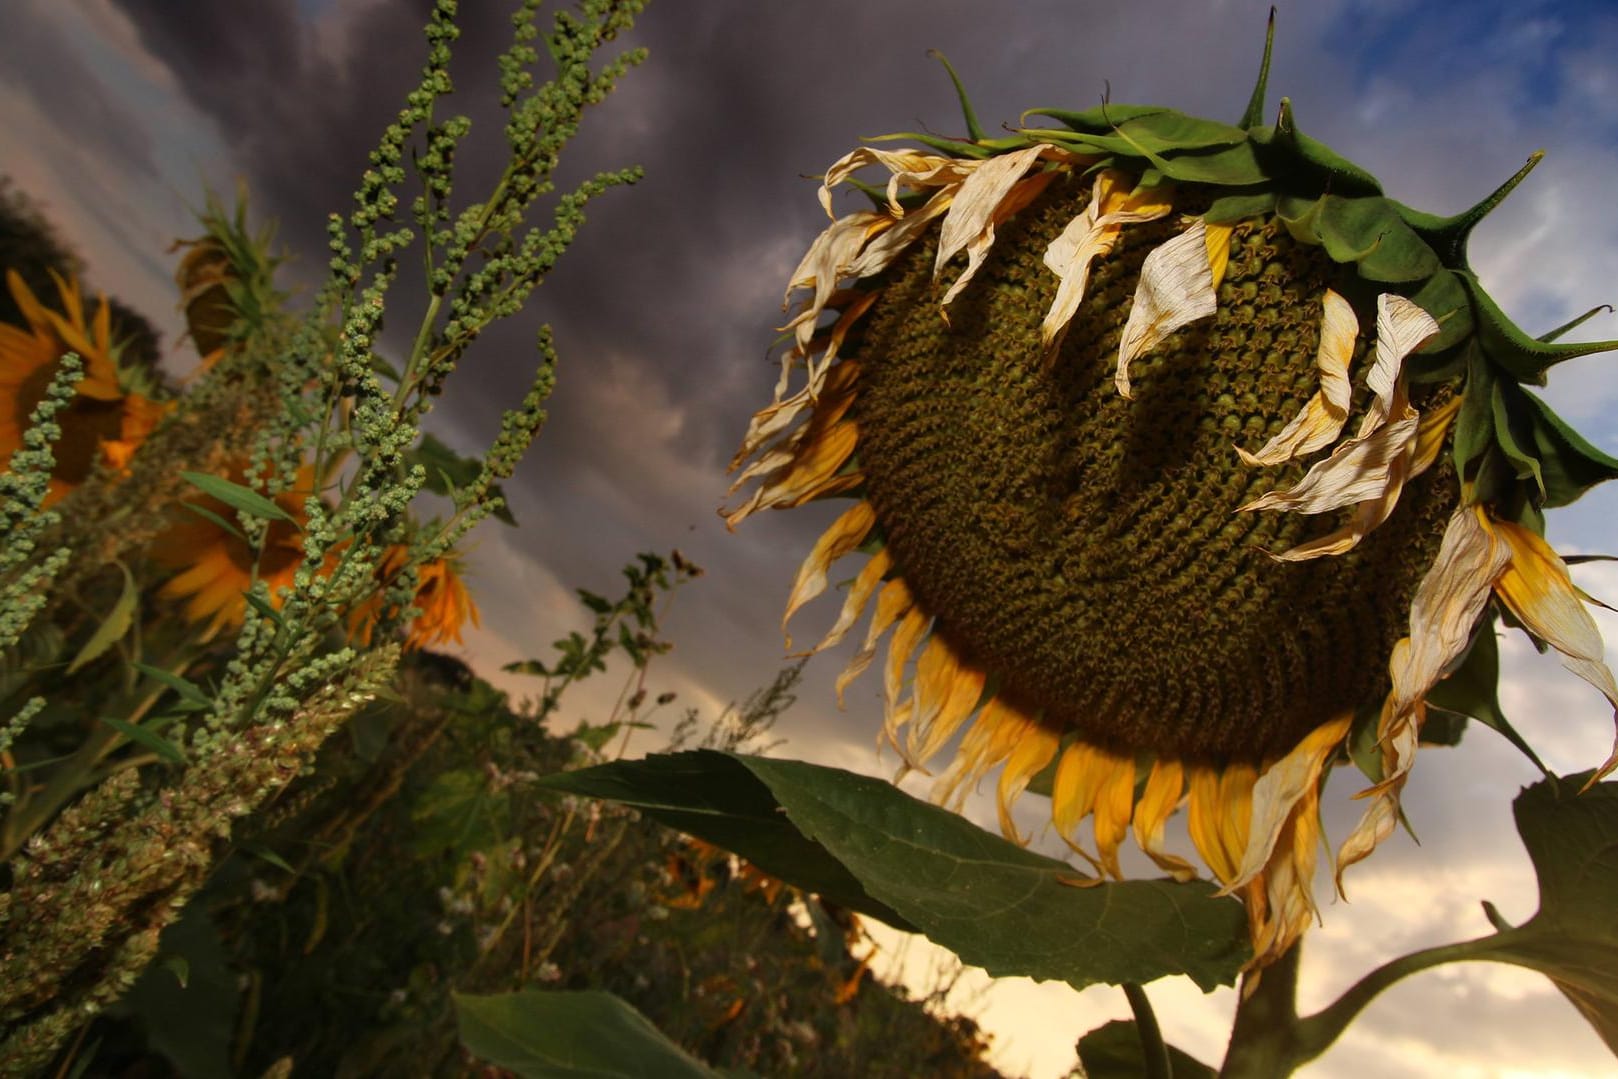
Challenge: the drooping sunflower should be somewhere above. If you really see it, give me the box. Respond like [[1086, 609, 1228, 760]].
[[348, 543, 482, 651], [0, 269, 168, 504], [152, 462, 321, 639], [725, 39, 1618, 968]]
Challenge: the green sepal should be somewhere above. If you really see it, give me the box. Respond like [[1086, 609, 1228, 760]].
[[1248, 99, 1382, 197], [927, 49, 987, 143], [1019, 126, 1267, 187], [1539, 303, 1615, 344], [1273, 193, 1440, 283], [864, 130, 995, 160], [1237, 7, 1277, 130], [1427, 623, 1553, 778], [1345, 699, 1385, 785], [1456, 271, 1618, 385], [1511, 383, 1618, 508], [1392, 153, 1543, 267], [1145, 141, 1267, 186], [1453, 347, 1498, 489], [1490, 378, 1547, 497], [1023, 106, 1249, 153], [1203, 191, 1277, 225], [1404, 269, 1474, 367]]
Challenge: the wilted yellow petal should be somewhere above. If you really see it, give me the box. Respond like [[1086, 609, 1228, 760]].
[[932, 695, 1038, 810], [1240, 413, 1418, 516], [935, 145, 1049, 310], [881, 608, 932, 751], [1411, 393, 1463, 479], [812, 548, 892, 655], [818, 147, 976, 217], [1225, 714, 1351, 892], [1357, 293, 1440, 438], [722, 421, 859, 528], [1115, 221, 1219, 398], [836, 577, 913, 706], [1188, 763, 1256, 886], [1040, 170, 1174, 356], [783, 502, 877, 646], [845, 194, 954, 279], [1133, 760, 1195, 881], [1249, 781, 1325, 968], [997, 721, 1060, 846], [1492, 518, 1618, 780], [783, 212, 886, 333], [1338, 506, 1509, 884], [910, 646, 988, 765], [1092, 755, 1137, 879], [1204, 222, 1234, 291], [1236, 289, 1357, 466]]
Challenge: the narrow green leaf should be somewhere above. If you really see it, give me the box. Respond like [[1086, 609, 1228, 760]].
[[163, 956, 190, 990], [1077, 1020, 1216, 1079], [503, 659, 549, 677], [99, 717, 186, 764], [541, 752, 1250, 991], [242, 589, 285, 628], [67, 562, 138, 674], [179, 471, 295, 524], [132, 662, 211, 708], [245, 845, 295, 874], [455, 990, 721, 1079], [179, 500, 248, 544]]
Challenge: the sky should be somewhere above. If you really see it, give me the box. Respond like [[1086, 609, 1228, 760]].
[[5, 0, 1618, 1075]]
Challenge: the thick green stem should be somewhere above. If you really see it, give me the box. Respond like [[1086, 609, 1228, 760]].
[[1219, 943, 1304, 1078], [1291, 934, 1503, 1064], [1123, 983, 1171, 1079]]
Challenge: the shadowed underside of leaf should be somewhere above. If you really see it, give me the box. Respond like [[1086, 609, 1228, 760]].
[[1479, 772, 1618, 1054], [454, 990, 723, 1079], [539, 751, 1250, 992]]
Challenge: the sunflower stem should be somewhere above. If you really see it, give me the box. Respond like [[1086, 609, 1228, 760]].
[[1219, 943, 1304, 1078], [1289, 933, 1506, 1065], [1122, 982, 1171, 1079]]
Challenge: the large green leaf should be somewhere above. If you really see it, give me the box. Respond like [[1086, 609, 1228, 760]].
[[535, 751, 913, 930], [1077, 1020, 1215, 1079], [1475, 773, 1618, 1053], [540, 752, 1250, 991], [454, 990, 728, 1079]]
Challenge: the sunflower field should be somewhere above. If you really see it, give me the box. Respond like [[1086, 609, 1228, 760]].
[[2, 2, 1618, 1077]]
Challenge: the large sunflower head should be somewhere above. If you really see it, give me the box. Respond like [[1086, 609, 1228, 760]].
[[725, 38, 1618, 967], [0, 269, 169, 504]]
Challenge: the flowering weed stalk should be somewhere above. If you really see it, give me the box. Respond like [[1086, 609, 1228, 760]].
[[0, 0, 648, 1069]]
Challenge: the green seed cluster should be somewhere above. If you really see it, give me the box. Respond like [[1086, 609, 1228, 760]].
[[852, 173, 1458, 765]]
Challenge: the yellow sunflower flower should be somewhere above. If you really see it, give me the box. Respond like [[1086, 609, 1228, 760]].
[[725, 50, 1618, 969], [0, 269, 168, 504], [152, 462, 320, 638], [348, 544, 481, 651]]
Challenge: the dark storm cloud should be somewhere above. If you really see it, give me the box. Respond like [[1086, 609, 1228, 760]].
[[2, 0, 157, 180], [97, 0, 1361, 751]]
